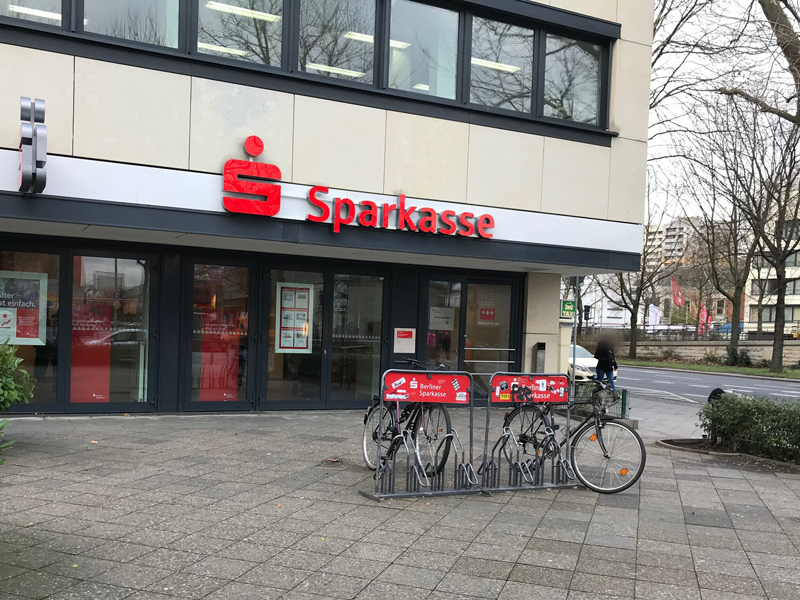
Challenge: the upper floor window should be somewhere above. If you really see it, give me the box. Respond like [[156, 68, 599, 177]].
[[84, 0, 179, 48], [470, 17, 535, 113], [299, 0, 376, 84], [1, 0, 61, 25], [388, 0, 458, 100], [197, 0, 283, 66], [544, 33, 601, 125]]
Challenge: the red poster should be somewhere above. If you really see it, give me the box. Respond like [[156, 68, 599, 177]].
[[16, 308, 39, 339], [199, 309, 240, 402], [383, 371, 471, 404], [490, 374, 569, 404], [480, 307, 496, 321], [70, 304, 112, 403]]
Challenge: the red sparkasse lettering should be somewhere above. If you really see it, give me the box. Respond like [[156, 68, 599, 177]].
[[477, 214, 495, 239], [358, 201, 379, 227], [458, 212, 476, 237], [418, 207, 437, 233], [397, 195, 417, 232], [381, 203, 396, 229], [333, 197, 356, 232], [439, 210, 457, 235], [222, 160, 282, 216], [306, 186, 330, 222]]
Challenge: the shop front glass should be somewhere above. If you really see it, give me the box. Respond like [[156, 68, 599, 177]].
[[465, 283, 514, 399], [426, 280, 461, 371], [268, 270, 324, 404], [70, 256, 150, 405], [0, 251, 59, 406], [190, 264, 250, 405], [330, 274, 383, 404]]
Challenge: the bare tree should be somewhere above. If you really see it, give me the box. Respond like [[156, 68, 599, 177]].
[[594, 180, 681, 358], [675, 98, 762, 358]]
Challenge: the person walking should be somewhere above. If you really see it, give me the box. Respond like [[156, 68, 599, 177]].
[[593, 334, 617, 390]]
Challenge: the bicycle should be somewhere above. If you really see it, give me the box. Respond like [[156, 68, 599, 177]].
[[501, 379, 646, 494], [362, 358, 453, 476]]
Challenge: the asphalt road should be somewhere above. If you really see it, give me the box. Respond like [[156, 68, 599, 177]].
[[617, 365, 800, 405]]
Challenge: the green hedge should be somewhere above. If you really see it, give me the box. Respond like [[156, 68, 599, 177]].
[[699, 394, 800, 463]]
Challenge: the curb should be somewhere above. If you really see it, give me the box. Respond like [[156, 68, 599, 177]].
[[620, 363, 800, 383], [656, 439, 800, 468]]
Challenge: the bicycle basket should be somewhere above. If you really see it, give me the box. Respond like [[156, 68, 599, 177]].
[[594, 387, 622, 409]]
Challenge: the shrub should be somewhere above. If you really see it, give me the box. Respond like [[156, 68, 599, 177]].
[[699, 394, 800, 463], [660, 348, 678, 360], [725, 347, 752, 367], [757, 359, 772, 369], [0, 340, 35, 412], [0, 420, 12, 465], [702, 350, 721, 364]]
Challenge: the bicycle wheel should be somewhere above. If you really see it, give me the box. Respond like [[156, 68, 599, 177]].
[[362, 403, 394, 470], [412, 403, 452, 475], [570, 419, 646, 494], [502, 405, 548, 464]]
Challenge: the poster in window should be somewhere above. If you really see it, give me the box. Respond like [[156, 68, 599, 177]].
[[70, 304, 112, 403], [198, 309, 240, 402], [276, 283, 313, 354], [0, 271, 47, 346]]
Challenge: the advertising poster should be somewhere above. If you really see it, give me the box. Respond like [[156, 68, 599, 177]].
[[199, 309, 240, 402], [276, 283, 313, 354], [0, 271, 47, 345], [70, 304, 112, 403]]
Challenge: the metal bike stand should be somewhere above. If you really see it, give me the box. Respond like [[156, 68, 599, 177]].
[[360, 369, 481, 501], [477, 372, 578, 495]]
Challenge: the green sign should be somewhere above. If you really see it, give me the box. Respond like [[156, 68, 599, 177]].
[[560, 299, 576, 319]]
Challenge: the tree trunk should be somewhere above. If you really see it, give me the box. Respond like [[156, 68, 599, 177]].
[[629, 312, 638, 359], [730, 289, 742, 353], [772, 271, 787, 372]]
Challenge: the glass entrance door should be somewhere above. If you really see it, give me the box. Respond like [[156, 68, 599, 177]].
[[464, 283, 515, 400], [330, 274, 385, 407], [426, 280, 462, 371], [185, 262, 254, 411]]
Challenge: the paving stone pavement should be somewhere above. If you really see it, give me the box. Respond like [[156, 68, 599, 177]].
[[1, 407, 800, 600]]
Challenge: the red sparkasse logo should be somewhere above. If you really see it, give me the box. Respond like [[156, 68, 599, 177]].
[[222, 136, 495, 239]]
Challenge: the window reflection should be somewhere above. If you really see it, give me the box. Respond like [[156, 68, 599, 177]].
[[470, 17, 534, 113], [84, 0, 179, 48], [544, 34, 601, 125], [299, 0, 376, 83], [197, 0, 283, 66], [389, 0, 458, 100], [1, 0, 62, 25]]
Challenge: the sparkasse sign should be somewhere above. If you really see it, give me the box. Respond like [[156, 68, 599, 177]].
[[222, 136, 496, 239]]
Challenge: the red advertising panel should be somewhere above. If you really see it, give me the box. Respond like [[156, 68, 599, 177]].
[[198, 309, 240, 402], [16, 308, 39, 339], [383, 371, 471, 404], [70, 304, 112, 403], [490, 374, 569, 404]]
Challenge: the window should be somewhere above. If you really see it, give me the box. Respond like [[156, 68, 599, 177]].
[[84, 0, 179, 48], [389, 0, 458, 99], [715, 299, 725, 317], [544, 33, 601, 125], [0, 251, 59, 405], [197, 0, 283, 66], [70, 256, 151, 404], [299, 0, 376, 83], [1, 0, 61, 25], [749, 305, 799, 322], [470, 17, 535, 113]]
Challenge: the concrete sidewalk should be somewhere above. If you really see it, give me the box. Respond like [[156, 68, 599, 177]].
[[0, 406, 799, 600]]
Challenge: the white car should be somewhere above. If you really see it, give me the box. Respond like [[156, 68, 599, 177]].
[[568, 344, 617, 382]]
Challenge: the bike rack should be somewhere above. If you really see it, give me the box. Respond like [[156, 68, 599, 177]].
[[360, 369, 481, 501], [477, 372, 577, 495]]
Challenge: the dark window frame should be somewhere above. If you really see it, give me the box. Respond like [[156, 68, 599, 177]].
[[1, 0, 617, 144]]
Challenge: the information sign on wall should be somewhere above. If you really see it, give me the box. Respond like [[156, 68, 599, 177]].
[[429, 306, 455, 330], [276, 283, 313, 354], [393, 328, 416, 354], [0, 271, 47, 345]]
